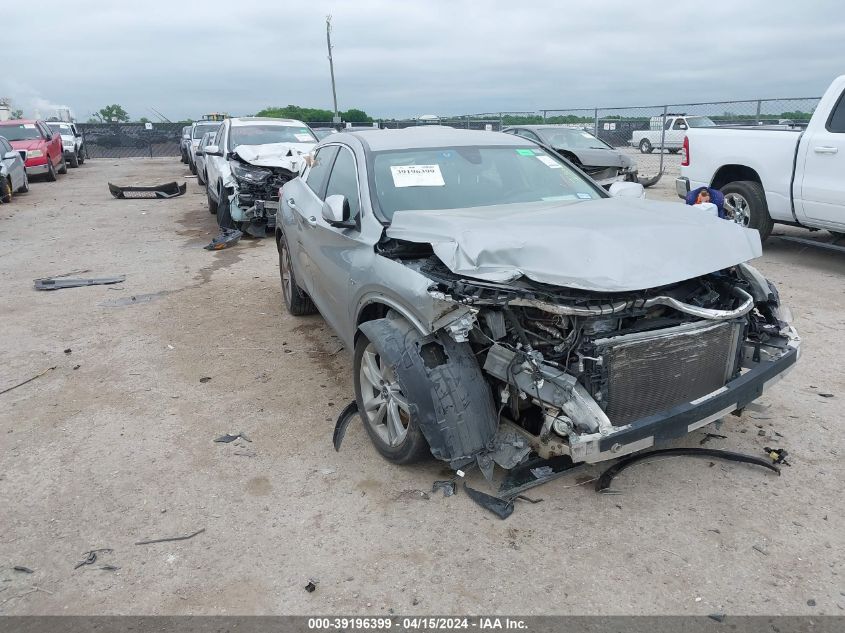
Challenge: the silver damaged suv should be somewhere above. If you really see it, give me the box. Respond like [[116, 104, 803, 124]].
[[276, 128, 799, 472]]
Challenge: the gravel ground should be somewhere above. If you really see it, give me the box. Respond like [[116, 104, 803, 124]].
[[1, 158, 843, 615]]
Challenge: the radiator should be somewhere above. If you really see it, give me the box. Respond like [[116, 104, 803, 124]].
[[594, 320, 743, 426]]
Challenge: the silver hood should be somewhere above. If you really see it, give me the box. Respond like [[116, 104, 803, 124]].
[[385, 198, 762, 292], [231, 142, 315, 171]]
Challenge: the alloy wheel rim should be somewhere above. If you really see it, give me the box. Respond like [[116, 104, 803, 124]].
[[724, 193, 751, 227], [280, 243, 292, 303], [359, 344, 410, 447]]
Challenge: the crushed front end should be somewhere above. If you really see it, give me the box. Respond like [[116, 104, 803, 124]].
[[228, 148, 305, 237], [388, 245, 799, 465]]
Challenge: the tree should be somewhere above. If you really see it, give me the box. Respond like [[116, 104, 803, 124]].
[[138, 117, 150, 124], [341, 108, 371, 123], [94, 104, 130, 123], [11, 109, 24, 119]]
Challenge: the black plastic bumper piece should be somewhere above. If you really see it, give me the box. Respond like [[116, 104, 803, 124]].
[[108, 181, 186, 199]]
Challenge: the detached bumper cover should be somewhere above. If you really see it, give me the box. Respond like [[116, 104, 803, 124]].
[[108, 181, 187, 199]]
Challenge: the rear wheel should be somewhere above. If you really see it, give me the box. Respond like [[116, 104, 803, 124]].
[[69, 151, 80, 168], [722, 180, 773, 242], [278, 232, 316, 316], [58, 154, 67, 174], [639, 139, 653, 154]]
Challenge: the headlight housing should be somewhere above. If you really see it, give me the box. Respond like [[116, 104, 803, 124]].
[[231, 162, 271, 185], [26, 150, 44, 159]]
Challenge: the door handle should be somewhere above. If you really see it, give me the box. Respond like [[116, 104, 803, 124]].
[[287, 197, 298, 209], [306, 216, 318, 227], [814, 146, 839, 154]]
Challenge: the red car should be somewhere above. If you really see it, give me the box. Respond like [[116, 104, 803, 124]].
[[0, 119, 66, 181]]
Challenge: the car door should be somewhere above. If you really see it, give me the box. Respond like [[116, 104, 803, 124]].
[[304, 145, 366, 335], [0, 138, 21, 190], [283, 145, 339, 298], [205, 122, 227, 195], [796, 88, 845, 228]]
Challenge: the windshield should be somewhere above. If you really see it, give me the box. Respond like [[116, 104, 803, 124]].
[[48, 123, 73, 136], [686, 117, 716, 128], [372, 146, 603, 221], [228, 125, 316, 149], [0, 124, 43, 141], [313, 129, 336, 140], [537, 128, 612, 150], [192, 123, 219, 139]]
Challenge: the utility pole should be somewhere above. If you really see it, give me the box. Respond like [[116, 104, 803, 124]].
[[326, 15, 340, 127]]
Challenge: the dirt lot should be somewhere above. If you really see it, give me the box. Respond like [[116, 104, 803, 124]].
[[1, 159, 843, 615]]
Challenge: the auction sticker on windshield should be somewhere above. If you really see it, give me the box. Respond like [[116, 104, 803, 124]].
[[294, 133, 313, 142], [390, 164, 445, 187], [536, 155, 562, 169]]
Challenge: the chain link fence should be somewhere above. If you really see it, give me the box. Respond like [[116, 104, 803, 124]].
[[543, 97, 820, 186], [77, 122, 186, 159]]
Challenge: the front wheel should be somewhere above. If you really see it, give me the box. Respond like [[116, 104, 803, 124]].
[[58, 154, 68, 174], [722, 180, 773, 242], [18, 171, 29, 193], [639, 139, 653, 154], [197, 167, 205, 186], [278, 233, 316, 316], [216, 185, 235, 229], [189, 158, 197, 175], [69, 151, 80, 168], [1, 176, 11, 203], [353, 321, 432, 464], [207, 182, 218, 215], [45, 160, 57, 182]]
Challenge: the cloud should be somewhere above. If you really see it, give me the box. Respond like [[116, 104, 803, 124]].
[[2, 0, 842, 120]]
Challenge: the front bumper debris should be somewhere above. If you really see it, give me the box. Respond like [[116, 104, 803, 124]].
[[108, 181, 187, 199]]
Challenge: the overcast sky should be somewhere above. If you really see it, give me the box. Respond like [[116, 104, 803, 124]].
[[4, 0, 843, 121]]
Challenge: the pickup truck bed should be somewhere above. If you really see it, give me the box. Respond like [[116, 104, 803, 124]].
[[677, 75, 845, 241]]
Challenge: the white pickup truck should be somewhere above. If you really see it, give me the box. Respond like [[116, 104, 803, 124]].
[[630, 115, 716, 154], [676, 75, 845, 241]]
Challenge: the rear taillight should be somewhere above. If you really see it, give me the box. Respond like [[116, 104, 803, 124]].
[[681, 136, 689, 166]]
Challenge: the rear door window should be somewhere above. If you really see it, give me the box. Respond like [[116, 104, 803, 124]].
[[827, 90, 845, 133]]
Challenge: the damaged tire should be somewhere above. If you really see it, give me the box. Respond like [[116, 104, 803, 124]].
[[278, 232, 316, 316], [216, 185, 236, 229], [355, 316, 498, 466]]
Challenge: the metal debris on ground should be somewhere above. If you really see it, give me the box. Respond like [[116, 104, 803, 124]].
[[431, 480, 457, 497], [595, 448, 781, 492], [204, 228, 242, 251], [34, 276, 126, 291], [752, 544, 770, 556], [818, 393, 834, 398], [332, 401, 360, 451], [108, 181, 187, 199], [199, 376, 212, 383], [74, 548, 113, 569], [13, 566, 33, 574], [463, 483, 514, 520], [765, 447, 792, 466], [99, 565, 120, 571], [0, 366, 56, 396], [699, 433, 728, 445], [304, 580, 318, 593], [135, 528, 205, 546], [214, 432, 251, 444]]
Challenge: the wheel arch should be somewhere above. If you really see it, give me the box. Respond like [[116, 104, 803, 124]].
[[711, 164, 762, 190], [354, 297, 429, 345]]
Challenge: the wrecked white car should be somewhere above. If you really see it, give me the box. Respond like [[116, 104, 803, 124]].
[[204, 117, 317, 236], [276, 128, 800, 474]]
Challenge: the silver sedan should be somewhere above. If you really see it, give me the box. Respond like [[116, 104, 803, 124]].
[[0, 135, 29, 202]]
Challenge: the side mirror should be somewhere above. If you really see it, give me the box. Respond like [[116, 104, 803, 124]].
[[609, 182, 646, 199], [322, 194, 354, 227], [204, 144, 222, 156], [4, 151, 18, 161]]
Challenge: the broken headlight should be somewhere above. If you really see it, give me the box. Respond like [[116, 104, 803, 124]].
[[231, 162, 271, 186]]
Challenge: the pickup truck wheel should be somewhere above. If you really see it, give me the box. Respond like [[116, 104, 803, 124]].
[[278, 233, 316, 316], [58, 154, 68, 175], [353, 319, 432, 464], [722, 181, 773, 241], [639, 139, 653, 154], [68, 151, 79, 168], [45, 159, 57, 182]]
